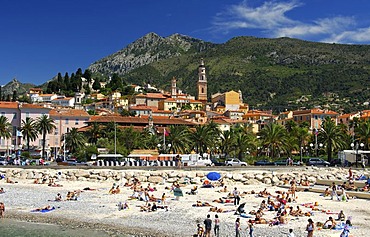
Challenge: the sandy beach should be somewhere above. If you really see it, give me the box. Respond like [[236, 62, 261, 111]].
[[0, 167, 369, 237]]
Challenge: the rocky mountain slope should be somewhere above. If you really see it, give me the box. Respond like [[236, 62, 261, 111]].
[[88, 32, 214, 75]]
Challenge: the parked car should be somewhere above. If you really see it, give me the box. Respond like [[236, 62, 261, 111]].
[[57, 159, 90, 166], [225, 158, 247, 166], [274, 159, 300, 166], [0, 157, 8, 166], [254, 159, 275, 166], [306, 158, 330, 166], [211, 159, 226, 166]]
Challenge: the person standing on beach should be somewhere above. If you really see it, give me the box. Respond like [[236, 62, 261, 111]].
[[0, 202, 5, 218], [330, 182, 339, 201], [214, 214, 220, 237], [233, 187, 240, 206], [204, 214, 212, 237], [306, 218, 314, 237], [235, 217, 241, 237]]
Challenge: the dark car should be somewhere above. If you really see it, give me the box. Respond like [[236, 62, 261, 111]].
[[211, 159, 226, 166], [306, 158, 330, 166], [330, 158, 352, 167], [254, 159, 275, 166]]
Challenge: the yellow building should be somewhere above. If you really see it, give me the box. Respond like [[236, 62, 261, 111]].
[[158, 97, 203, 112], [211, 90, 243, 113]]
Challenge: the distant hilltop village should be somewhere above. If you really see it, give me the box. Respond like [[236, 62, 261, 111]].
[[0, 59, 369, 158]]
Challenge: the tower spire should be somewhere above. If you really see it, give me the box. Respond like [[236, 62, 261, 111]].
[[197, 58, 208, 108]]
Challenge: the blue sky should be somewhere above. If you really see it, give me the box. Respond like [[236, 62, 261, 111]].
[[1, 0, 370, 86]]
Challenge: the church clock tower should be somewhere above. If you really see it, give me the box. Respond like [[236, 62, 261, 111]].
[[197, 58, 208, 106]]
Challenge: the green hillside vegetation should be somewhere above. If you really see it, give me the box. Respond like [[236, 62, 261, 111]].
[[121, 36, 370, 113]]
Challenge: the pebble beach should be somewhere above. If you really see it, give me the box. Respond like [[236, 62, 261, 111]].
[[0, 167, 369, 237]]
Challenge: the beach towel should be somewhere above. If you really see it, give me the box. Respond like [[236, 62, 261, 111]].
[[240, 213, 253, 218]]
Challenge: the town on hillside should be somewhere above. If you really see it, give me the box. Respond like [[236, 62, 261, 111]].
[[0, 59, 369, 166]]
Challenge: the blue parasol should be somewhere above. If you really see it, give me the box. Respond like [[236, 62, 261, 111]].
[[206, 172, 221, 181]]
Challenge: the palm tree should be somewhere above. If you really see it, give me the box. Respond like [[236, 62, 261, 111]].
[[165, 125, 191, 154], [189, 125, 213, 155], [87, 122, 100, 145], [319, 117, 346, 162], [356, 120, 370, 150], [292, 126, 310, 162], [20, 117, 38, 152], [36, 115, 56, 159], [65, 128, 86, 154], [219, 129, 236, 158], [234, 132, 257, 160], [0, 116, 12, 143], [258, 123, 287, 158]]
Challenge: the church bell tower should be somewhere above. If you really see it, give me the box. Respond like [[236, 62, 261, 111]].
[[197, 58, 208, 106]]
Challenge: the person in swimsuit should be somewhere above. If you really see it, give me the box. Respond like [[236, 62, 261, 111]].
[[306, 218, 314, 237]]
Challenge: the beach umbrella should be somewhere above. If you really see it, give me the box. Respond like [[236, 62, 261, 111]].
[[206, 172, 221, 181]]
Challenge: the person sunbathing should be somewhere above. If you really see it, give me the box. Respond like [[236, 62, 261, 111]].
[[6, 177, 15, 184], [149, 194, 160, 202], [219, 186, 228, 193], [186, 186, 198, 195], [323, 188, 331, 197], [118, 201, 129, 210], [66, 191, 78, 201], [254, 210, 267, 224], [0, 188, 4, 194], [300, 179, 310, 186], [33, 205, 54, 212], [258, 188, 271, 197], [336, 210, 345, 221], [48, 182, 63, 187], [34, 178, 40, 184], [192, 201, 212, 207], [147, 184, 157, 192], [209, 206, 226, 213], [112, 186, 121, 194], [55, 193, 62, 201], [323, 216, 337, 230], [213, 198, 225, 204]]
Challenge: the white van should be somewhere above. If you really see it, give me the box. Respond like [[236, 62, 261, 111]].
[[180, 154, 213, 166]]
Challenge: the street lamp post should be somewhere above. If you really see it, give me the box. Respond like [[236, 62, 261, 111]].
[[351, 141, 364, 168]]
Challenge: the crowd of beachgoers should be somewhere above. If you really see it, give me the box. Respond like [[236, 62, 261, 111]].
[[0, 167, 368, 237]]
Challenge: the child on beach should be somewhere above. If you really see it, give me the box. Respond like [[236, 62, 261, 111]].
[[247, 219, 254, 237]]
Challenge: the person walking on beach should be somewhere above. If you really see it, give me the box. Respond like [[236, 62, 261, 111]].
[[247, 219, 254, 237], [214, 214, 220, 237], [204, 214, 212, 237], [233, 187, 240, 206], [235, 217, 241, 237], [306, 218, 314, 237], [0, 202, 5, 218]]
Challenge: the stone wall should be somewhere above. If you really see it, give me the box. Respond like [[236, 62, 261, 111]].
[[0, 167, 362, 186]]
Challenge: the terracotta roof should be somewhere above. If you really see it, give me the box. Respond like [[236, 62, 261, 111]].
[[164, 98, 202, 103], [338, 113, 356, 119], [50, 109, 90, 117], [88, 115, 196, 126], [0, 102, 18, 109], [39, 94, 56, 97], [293, 108, 338, 116], [52, 97, 73, 101], [20, 103, 51, 110], [135, 93, 167, 99]]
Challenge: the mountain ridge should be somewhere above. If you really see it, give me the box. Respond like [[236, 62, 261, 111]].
[[3, 32, 370, 113]]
